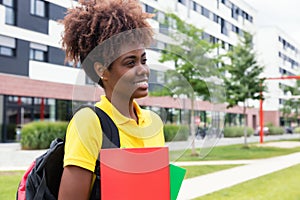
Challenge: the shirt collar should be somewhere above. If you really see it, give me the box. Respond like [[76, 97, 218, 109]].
[[96, 95, 145, 125]]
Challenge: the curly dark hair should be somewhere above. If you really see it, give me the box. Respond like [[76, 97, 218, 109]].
[[60, 0, 154, 86]]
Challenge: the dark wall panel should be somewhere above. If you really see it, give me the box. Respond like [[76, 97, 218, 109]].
[[17, 0, 48, 34], [0, 40, 29, 76], [49, 3, 67, 21], [48, 47, 65, 66]]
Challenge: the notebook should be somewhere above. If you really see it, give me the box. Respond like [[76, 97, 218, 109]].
[[100, 147, 170, 200], [169, 164, 186, 200]]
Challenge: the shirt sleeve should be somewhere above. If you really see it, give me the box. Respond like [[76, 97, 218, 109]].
[[64, 107, 103, 172]]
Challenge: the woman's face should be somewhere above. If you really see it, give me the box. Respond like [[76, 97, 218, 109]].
[[104, 48, 150, 100]]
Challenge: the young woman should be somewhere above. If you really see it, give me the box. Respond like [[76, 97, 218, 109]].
[[58, 0, 165, 199]]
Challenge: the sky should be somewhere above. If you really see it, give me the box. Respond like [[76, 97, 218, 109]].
[[247, 0, 300, 45]]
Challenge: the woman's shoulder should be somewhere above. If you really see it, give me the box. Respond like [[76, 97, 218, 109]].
[[71, 106, 99, 122]]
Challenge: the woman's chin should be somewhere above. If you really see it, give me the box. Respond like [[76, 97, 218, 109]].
[[132, 90, 148, 99]]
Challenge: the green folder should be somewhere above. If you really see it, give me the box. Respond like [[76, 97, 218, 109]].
[[169, 164, 186, 200]]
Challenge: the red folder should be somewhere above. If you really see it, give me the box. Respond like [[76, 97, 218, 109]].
[[100, 147, 170, 200]]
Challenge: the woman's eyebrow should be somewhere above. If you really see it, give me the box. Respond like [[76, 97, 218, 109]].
[[122, 52, 146, 60]]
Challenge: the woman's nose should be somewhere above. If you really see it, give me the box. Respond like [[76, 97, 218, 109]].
[[136, 63, 149, 76]]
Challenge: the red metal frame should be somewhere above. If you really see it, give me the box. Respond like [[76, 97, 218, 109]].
[[259, 76, 300, 143], [40, 98, 44, 121]]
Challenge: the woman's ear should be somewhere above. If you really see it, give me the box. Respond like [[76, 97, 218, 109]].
[[94, 62, 107, 80]]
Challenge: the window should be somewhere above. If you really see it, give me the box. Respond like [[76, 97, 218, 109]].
[[0, 35, 16, 56], [222, 0, 232, 9], [156, 41, 166, 50], [220, 18, 228, 35], [213, 14, 219, 23], [159, 23, 169, 35], [221, 41, 226, 49], [202, 32, 210, 41], [145, 5, 155, 13], [201, 7, 210, 18], [231, 5, 239, 20], [0, 46, 15, 56], [210, 35, 218, 44], [279, 98, 284, 105], [30, 0, 48, 17], [192, 1, 201, 12], [29, 43, 48, 61], [157, 11, 165, 23], [3, 0, 16, 25], [178, 0, 186, 5], [30, 49, 46, 61]]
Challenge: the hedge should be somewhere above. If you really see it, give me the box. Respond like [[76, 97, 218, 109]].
[[20, 121, 68, 150], [223, 126, 254, 137], [163, 124, 189, 142], [294, 127, 300, 133], [268, 126, 284, 135]]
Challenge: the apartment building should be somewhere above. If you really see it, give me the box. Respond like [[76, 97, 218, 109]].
[[0, 0, 258, 142], [254, 27, 300, 126]]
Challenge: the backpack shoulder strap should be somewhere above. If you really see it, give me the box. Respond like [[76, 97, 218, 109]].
[[74, 104, 120, 148], [93, 106, 120, 149], [84, 105, 120, 200]]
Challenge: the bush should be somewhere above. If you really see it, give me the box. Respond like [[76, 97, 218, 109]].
[[223, 126, 254, 137], [164, 124, 189, 142], [294, 127, 300, 133], [20, 121, 68, 150], [268, 126, 284, 135]]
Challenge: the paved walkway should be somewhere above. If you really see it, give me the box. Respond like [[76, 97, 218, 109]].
[[1, 139, 300, 199], [0, 143, 46, 171], [175, 151, 300, 199]]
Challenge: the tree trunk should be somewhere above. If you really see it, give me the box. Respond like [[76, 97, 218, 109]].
[[190, 93, 198, 156], [243, 101, 248, 147]]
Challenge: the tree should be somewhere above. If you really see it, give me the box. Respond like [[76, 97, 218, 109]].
[[158, 13, 224, 155], [222, 32, 266, 146], [280, 79, 300, 127]]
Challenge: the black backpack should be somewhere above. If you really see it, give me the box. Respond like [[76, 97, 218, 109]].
[[16, 106, 120, 200]]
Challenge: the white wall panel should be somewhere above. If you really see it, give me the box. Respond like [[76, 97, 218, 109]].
[[29, 61, 86, 85]]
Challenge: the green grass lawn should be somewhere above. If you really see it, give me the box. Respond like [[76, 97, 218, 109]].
[[194, 163, 300, 200], [0, 171, 24, 200], [170, 143, 300, 161], [0, 166, 242, 199]]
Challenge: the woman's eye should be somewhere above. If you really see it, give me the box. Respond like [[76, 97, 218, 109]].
[[142, 58, 147, 64], [126, 60, 135, 66]]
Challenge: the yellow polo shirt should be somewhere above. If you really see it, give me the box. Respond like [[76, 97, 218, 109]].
[[64, 95, 165, 172]]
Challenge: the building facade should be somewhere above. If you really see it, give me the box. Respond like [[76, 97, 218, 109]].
[[0, 0, 259, 142], [254, 27, 300, 126]]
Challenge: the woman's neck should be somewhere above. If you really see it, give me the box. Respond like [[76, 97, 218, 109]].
[[105, 95, 138, 123]]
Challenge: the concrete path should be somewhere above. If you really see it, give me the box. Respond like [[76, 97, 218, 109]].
[[176, 152, 300, 199], [0, 143, 46, 171]]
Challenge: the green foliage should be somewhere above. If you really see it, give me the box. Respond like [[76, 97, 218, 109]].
[[222, 32, 265, 146], [20, 121, 68, 149], [163, 124, 189, 142], [293, 127, 300, 133], [223, 126, 254, 137], [223, 32, 266, 108], [159, 13, 223, 101], [280, 80, 300, 126], [268, 126, 284, 135], [265, 122, 274, 127]]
